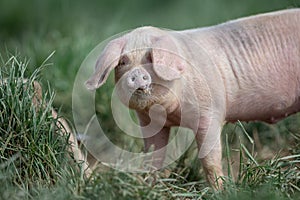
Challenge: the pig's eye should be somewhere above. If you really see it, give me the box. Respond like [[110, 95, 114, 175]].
[[117, 55, 129, 67], [118, 60, 126, 66]]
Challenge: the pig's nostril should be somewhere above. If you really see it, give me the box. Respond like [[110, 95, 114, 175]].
[[143, 75, 148, 80]]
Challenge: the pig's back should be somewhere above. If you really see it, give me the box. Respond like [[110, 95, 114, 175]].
[[215, 9, 300, 122], [182, 9, 300, 122]]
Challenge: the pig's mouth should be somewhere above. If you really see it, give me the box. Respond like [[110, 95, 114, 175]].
[[127, 83, 173, 110], [132, 85, 152, 96], [128, 84, 154, 110]]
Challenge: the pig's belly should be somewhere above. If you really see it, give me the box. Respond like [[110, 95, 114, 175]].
[[225, 94, 300, 123]]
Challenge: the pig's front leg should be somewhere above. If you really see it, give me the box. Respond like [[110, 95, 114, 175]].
[[143, 127, 170, 169], [137, 112, 170, 170], [196, 116, 224, 188]]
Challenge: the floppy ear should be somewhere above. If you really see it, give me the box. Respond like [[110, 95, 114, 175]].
[[85, 37, 125, 90], [151, 36, 185, 81]]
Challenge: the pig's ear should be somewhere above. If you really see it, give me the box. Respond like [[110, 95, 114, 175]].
[[151, 36, 185, 81], [85, 38, 125, 90]]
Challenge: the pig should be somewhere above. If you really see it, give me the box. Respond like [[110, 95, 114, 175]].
[[85, 9, 300, 188]]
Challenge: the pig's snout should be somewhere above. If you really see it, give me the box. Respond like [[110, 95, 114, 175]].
[[127, 68, 151, 92]]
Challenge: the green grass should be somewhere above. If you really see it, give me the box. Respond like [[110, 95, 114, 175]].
[[1, 0, 300, 199], [0, 55, 81, 197]]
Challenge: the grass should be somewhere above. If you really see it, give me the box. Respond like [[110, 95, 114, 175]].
[[1, 0, 300, 199], [0, 55, 78, 197]]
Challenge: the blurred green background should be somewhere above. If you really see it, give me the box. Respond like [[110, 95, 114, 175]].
[[1, 0, 299, 151]]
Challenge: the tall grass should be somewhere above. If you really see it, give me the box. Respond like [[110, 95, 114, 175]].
[[0, 55, 79, 198]]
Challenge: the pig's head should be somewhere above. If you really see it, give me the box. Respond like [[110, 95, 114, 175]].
[[85, 27, 186, 111]]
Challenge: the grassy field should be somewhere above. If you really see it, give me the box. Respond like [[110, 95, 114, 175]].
[[1, 0, 300, 199]]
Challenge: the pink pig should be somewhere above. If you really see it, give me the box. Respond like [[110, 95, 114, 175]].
[[86, 9, 300, 188]]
